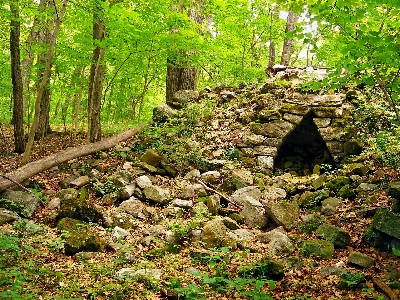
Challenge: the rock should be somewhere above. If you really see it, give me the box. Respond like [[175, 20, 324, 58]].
[[207, 195, 220, 215], [222, 217, 240, 230], [200, 171, 221, 184], [316, 224, 351, 248], [231, 186, 262, 206], [0, 208, 19, 225], [191, 202, 209, 217], [115, 197, 144, 217], [56, 197, 103, 224], [257, 156, 274, 170], [344, 139, 363, 155], [56, 188, 78, 201], [313, 118, 331, 128], [372, 208, 400, 240], [299, 190, 329, 208], [0, 189, 41, 218], [321, 197, 343, 208], [233, 229, 254, 241], [136, 175, 153, 189], [241, 202, 268, 228], [242, 134, 265, 146], [263, 200, 299, 230], [201, 218, 228, 248], [388, 181, 400, 200], [256, 227, 286, 243], [229, 213, 244, 224], [321, 205, 336, 216], [300, 240, 335, 259], [231, 169, 254, 189], [115, 268, 163, 280], [107, 171, 132, 188], [312, 174, 328, 190], [69, 176, 90, 188], [141, 149, 161, 167], [239, 257, 284, 281], [250, 120, 295, 138], [110, 212, 140, 229], [262, 187, 287, 201], [268, 232, 294, 256], [102, 192, 119, 206], [47, 198, 61, 210], [57, 217, 86, 232], [356, 183, 377, 193], [193, 184, 207, 197], [325, 176, 351, 193], [338, 185, 356, 200], [59, 175, 78, 189], [168, 90, 199, 108], [184, 169, 201, 180], [163, 206, 184, 218], [143, 186, 171, 205], [347, 163, 368, 176], [320, 266, 346, 277], [153, 103, 177, 123], [112, 226, 130, 241], [348, 251, 375, 268], [64, 227, 105, 255], [120, 184, 137, 200], [362, 226, 392, 251], [171, 199, 193, 209]]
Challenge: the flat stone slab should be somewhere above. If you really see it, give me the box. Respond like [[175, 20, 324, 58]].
[[348, 251, 375, 268], [372, 208, 400, 240]]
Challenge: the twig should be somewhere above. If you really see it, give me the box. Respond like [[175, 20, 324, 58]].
[[372, 277, 398, 300], [0, 174, 46, 207], [195, 178, 241, 210]]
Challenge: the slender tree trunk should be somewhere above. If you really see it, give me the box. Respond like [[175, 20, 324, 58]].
[[21, 0, 68, 165], [268, 7, 276, 68], [280, 11, 296, 66], [73, 67, 85, 130], [88, 0, 105, 143], [10, 0, 25, 153]]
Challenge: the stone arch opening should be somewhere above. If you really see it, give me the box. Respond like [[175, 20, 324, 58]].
[[274, 111, 335, 175]]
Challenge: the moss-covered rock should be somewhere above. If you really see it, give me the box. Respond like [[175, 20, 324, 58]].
[[337, 184, 356, 200], [144, 244, 181, 259], [300, 239, 335, 259], [299, 190, 329, 208], [258, 110, 282, 123], [56, 197, 103, 224], [343, 139, 363, 155], [371, 208, 400, 239], [64, 227, 105, 256], [325, 176, 351, 194], [316, 224, 351, 248], [239, 257, 284, 281], [57, 218, 87, 232]]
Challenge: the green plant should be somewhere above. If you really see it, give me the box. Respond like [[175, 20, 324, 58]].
[[226, 147, 240, 160], [338, 272, 365, 290], [0, 232, 21, 265]]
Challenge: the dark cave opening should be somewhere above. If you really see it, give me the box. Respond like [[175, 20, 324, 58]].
[[274, 112, 335, 175]]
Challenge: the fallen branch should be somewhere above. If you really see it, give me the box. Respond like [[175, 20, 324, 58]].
[[0, 174, 46, 206], [372, 277, 398, 300], [195, 178, 241, 210], [0, 124, 145, 192]]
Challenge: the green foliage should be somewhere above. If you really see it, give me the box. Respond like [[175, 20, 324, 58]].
[[338, 271, 365, 290], [226, 147, 240, 160], [0, 232, 21, 265], [375, 130, 400, 170], [92, 178, 122, 197]]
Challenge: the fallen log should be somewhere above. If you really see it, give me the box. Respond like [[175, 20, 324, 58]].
[[0, 124, 145, 192]]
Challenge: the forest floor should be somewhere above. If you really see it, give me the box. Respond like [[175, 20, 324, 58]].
[[0, 116, 400, 300]]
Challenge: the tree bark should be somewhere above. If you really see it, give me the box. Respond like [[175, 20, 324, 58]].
[[21, 0, 68, 166], [280, 11, 296, 66], [0, 124, 144, 192], [73, 67, 85, 130], [10, 0, 25, 153], [88, 0, 106, 143]]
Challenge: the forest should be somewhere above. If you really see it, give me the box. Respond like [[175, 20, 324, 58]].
[[1, 0, 400, 299]]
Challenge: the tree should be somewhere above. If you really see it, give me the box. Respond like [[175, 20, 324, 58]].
[[280, 10, 296, 66], [87, 0, 106, 143], [21, 0, 68, 165], [10, 0, 25, 153]]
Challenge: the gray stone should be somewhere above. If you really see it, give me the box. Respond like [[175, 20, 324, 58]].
[[262, 187, 287, 201], [57, 197, 103, 224], [184, 169, 201, 180], [168, 89, 199, 108], [348, 251, 375, 268], [313, 118, 331, 128], [69, 176, 90, 188], [299, 190, 329, 208], [200, 171, 221, 184], [256, 227, 286, 243], [47, 198, 61, 210], [251, 120, 295, 138], [316, 224, 351, 248], [242, 134, 265, 146], [116, 198, 144, 217], [0, 208, 18, 225], [143, 186, 171, 205], [283, 113, 303, 124], [388, 181, 400, 200], [301, 240, 335, 258], [201, 218, 228, 248], [115, 268, 163, 280], [207, 195, 220, 215], [108, 171, 132, 188], [141, 149, 162, 167], [344, 139, 363, 155], [112, 226, 130, 241], [222, 217, 240, 230], [318, 126, 345, 141], [326, 141, 344, 154], [259, 110, 281, 122], [312, 174, 328, 190], [264, 138, 282, 147], [257, 156, 274, 170], [171, 199, 193, 209], [231, 186, 261, 206], [0, 190, 41, 218], [313, 107, 343, 118], [321, 205, 336, 216], [268, 232, 294, 256], [372, 208, 400, 239], [153, 104, 177, 123], [59, 175, 78, 189], [191, 202, 209, 217], [263, 200, 299, 230], [136, 176, 152, 189], [357, 183, 377, 193], [120, 184, 137, 200], [231, 169, 254, 189], [163, 206, 184, 218], [233, 229, 254, 241], [320, 266, 346, 277], [193, 184, 207, 197], [145, 224, 165, 237], [322, 197, 343, 207], [241, 202, 268, 228], [253, 146, 278, 156]]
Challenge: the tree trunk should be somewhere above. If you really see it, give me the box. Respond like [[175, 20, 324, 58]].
[[21, 0, 68, 166], [88, 0, 105, 143], [0, 124, 144, 192], [73, 67, 85, 130], [165, 0, 203, 103], [280, 11, 296, 66], [10, 0, 25, 153]]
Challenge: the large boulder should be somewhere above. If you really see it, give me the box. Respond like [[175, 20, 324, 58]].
[[263, 200, 299, 230], [153, 104, 177, 123], [143, 186, 171, 205], [371, 208, 400, 240], [201, 218, 228, 249], [56, 197, 103, 224], [241, 201, 268, 229], [0, 208, 19, 225], [231, 186, 262, 206], [231, 169, 254, 189], [141, 149, 162, 167], [316, 224, 351, 248], [64, 227, 105, 256], [239, 257, 284, 281], [348, 251, 375, 268], [0, 189, 41, 218], [300, 240, 335, 259]]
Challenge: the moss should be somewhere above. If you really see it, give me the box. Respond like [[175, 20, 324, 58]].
[[338, 185, 356, 200], [343, 139, 363, 155], [300, 240, 335, 259], [64, 227, 105, 256], [144, 244, 181, 259], [239, 257, 284, 281], [325, 176, 351, 194], [57, 218, 87, 233], [229, 213, 245, 224]]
